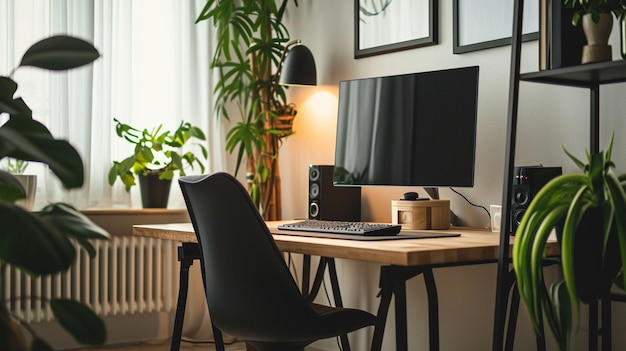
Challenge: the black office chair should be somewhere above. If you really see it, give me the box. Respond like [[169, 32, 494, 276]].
[[179, 173, 376, 351]]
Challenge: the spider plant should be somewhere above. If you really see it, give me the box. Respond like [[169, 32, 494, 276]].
[[513, 134, 626, 350]]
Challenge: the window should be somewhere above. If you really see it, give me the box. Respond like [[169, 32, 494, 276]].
[[1, 0, 224, 209]]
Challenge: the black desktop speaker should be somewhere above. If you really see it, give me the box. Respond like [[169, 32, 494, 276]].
[[308, 165, 361, 221], [510, 166, 562, 234]]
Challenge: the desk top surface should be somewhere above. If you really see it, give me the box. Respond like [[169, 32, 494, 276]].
[[133, 221, 559, 267]]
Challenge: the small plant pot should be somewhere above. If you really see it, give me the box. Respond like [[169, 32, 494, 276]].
[[15, 174, 37, 210], [138, 173, 172, 208]]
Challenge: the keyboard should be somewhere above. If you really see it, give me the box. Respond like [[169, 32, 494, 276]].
[[277, 219, 402, 236]]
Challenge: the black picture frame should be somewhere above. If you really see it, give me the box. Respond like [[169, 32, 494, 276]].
[[355, 0, 438, 59], [453, 0, 538, 54]]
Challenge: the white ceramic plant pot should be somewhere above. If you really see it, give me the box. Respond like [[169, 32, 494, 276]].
[[15, 174, 37, 210]]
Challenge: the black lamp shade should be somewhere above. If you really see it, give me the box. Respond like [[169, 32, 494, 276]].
[[279, 44, 317, 86]]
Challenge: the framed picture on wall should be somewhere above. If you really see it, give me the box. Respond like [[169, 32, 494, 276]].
[[453, 0, 538, 54], [355, 0, 438, 59]]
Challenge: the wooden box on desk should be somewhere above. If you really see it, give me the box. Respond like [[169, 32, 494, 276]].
[[391, 200, 450, 230]]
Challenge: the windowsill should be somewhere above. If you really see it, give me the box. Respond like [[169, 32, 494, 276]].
[[81, 208, 188, 216], [81, 208, 190, 236]]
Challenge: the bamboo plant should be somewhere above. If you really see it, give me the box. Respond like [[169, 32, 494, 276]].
[[196, 0, 300, 220]]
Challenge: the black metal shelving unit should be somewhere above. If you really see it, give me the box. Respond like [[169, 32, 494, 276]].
[[492, 1, 626, 351]]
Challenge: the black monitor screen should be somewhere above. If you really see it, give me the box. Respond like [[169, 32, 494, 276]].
[[333, 66, 479, 187]]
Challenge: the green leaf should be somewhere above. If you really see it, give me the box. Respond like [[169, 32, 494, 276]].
[[19, 35, 100, 71], [37, 203, 110, 257], [0, 171, 26, 202], [0, 202, 75, 275], [50, 299, 106, 345], [561, 186, 593, 307], [0, 77, 32, 116], [549, 280, 572, 350], [0, 118, 84, 189], [606, 174, 626, 292]]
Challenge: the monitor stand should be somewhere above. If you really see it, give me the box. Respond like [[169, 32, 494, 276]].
[[424, 187, 439, 200], [423, 187, 465, 227]]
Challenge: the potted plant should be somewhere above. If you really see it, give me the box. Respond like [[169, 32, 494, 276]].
[[5, 159, 36, 210], [195, 0, 301, 220], [564, 0, 626, 63], [108, 118, 208, 208], [0, 35, 109, 351], [513, 134, 626, 350], [565, 0, 625, 24]]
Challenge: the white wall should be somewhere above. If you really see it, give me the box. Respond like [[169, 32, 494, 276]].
[[269, 1, 626, 350]]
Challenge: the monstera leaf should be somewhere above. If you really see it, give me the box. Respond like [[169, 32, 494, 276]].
[[0, 35, 106, 351], [19, 35, 101, 71], [0, 116, 84, 189]]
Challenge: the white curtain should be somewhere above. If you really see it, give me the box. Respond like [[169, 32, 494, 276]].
[[1, 0, 225, 209]]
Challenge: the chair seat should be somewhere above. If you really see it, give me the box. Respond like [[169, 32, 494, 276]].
[[307, 302, 376, 337]]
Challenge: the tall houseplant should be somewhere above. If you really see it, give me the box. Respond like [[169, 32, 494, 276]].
[[196, 0, 300, 220], [0, 36, 109, 351], [513, 135, 626, 350]]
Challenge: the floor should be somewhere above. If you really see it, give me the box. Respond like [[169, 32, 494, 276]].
[[70, 339, 247, 351]]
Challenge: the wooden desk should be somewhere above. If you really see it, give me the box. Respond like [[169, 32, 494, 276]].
[[134, 221, 540, 265], [133, 221, 559, 351]]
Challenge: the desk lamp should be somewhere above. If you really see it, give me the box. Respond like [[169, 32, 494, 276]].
[[278, 39, 317, 86]]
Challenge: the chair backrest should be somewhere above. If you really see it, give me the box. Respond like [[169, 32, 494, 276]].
[[178, 173, 317, 341]]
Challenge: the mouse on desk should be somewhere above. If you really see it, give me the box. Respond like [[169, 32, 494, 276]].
[[402, 191, 429, 201]]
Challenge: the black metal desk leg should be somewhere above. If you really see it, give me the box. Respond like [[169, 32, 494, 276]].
[[304, 257, 351, 350], [371, 284, 393, 351], [170, 243, 196, 351], [602, 297, 611, 351], [171, 243, 225, 351], [393, 278, 408, 351], [590, 300, 599, 351], [423, 268, 439, 351], [326, 258, 351, 350], [371, 266, 432, 351], [302, 254, 312, 298]]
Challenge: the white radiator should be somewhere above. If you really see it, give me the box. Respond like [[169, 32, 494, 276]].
[[5, 236, 179, 323]]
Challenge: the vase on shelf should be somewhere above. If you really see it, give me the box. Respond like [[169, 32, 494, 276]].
[[581, 13, 613, 64]]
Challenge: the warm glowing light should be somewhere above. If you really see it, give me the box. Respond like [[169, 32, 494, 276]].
[[296, 86, 338, 129]]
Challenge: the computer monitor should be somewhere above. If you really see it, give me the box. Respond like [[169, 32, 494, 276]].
[[333, 66, 479, 195]]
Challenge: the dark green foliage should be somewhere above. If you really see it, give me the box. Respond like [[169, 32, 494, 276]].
[[0, 35, 109, 351]]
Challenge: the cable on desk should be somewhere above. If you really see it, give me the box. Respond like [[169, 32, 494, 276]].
[[450, 187, 491, 221]]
